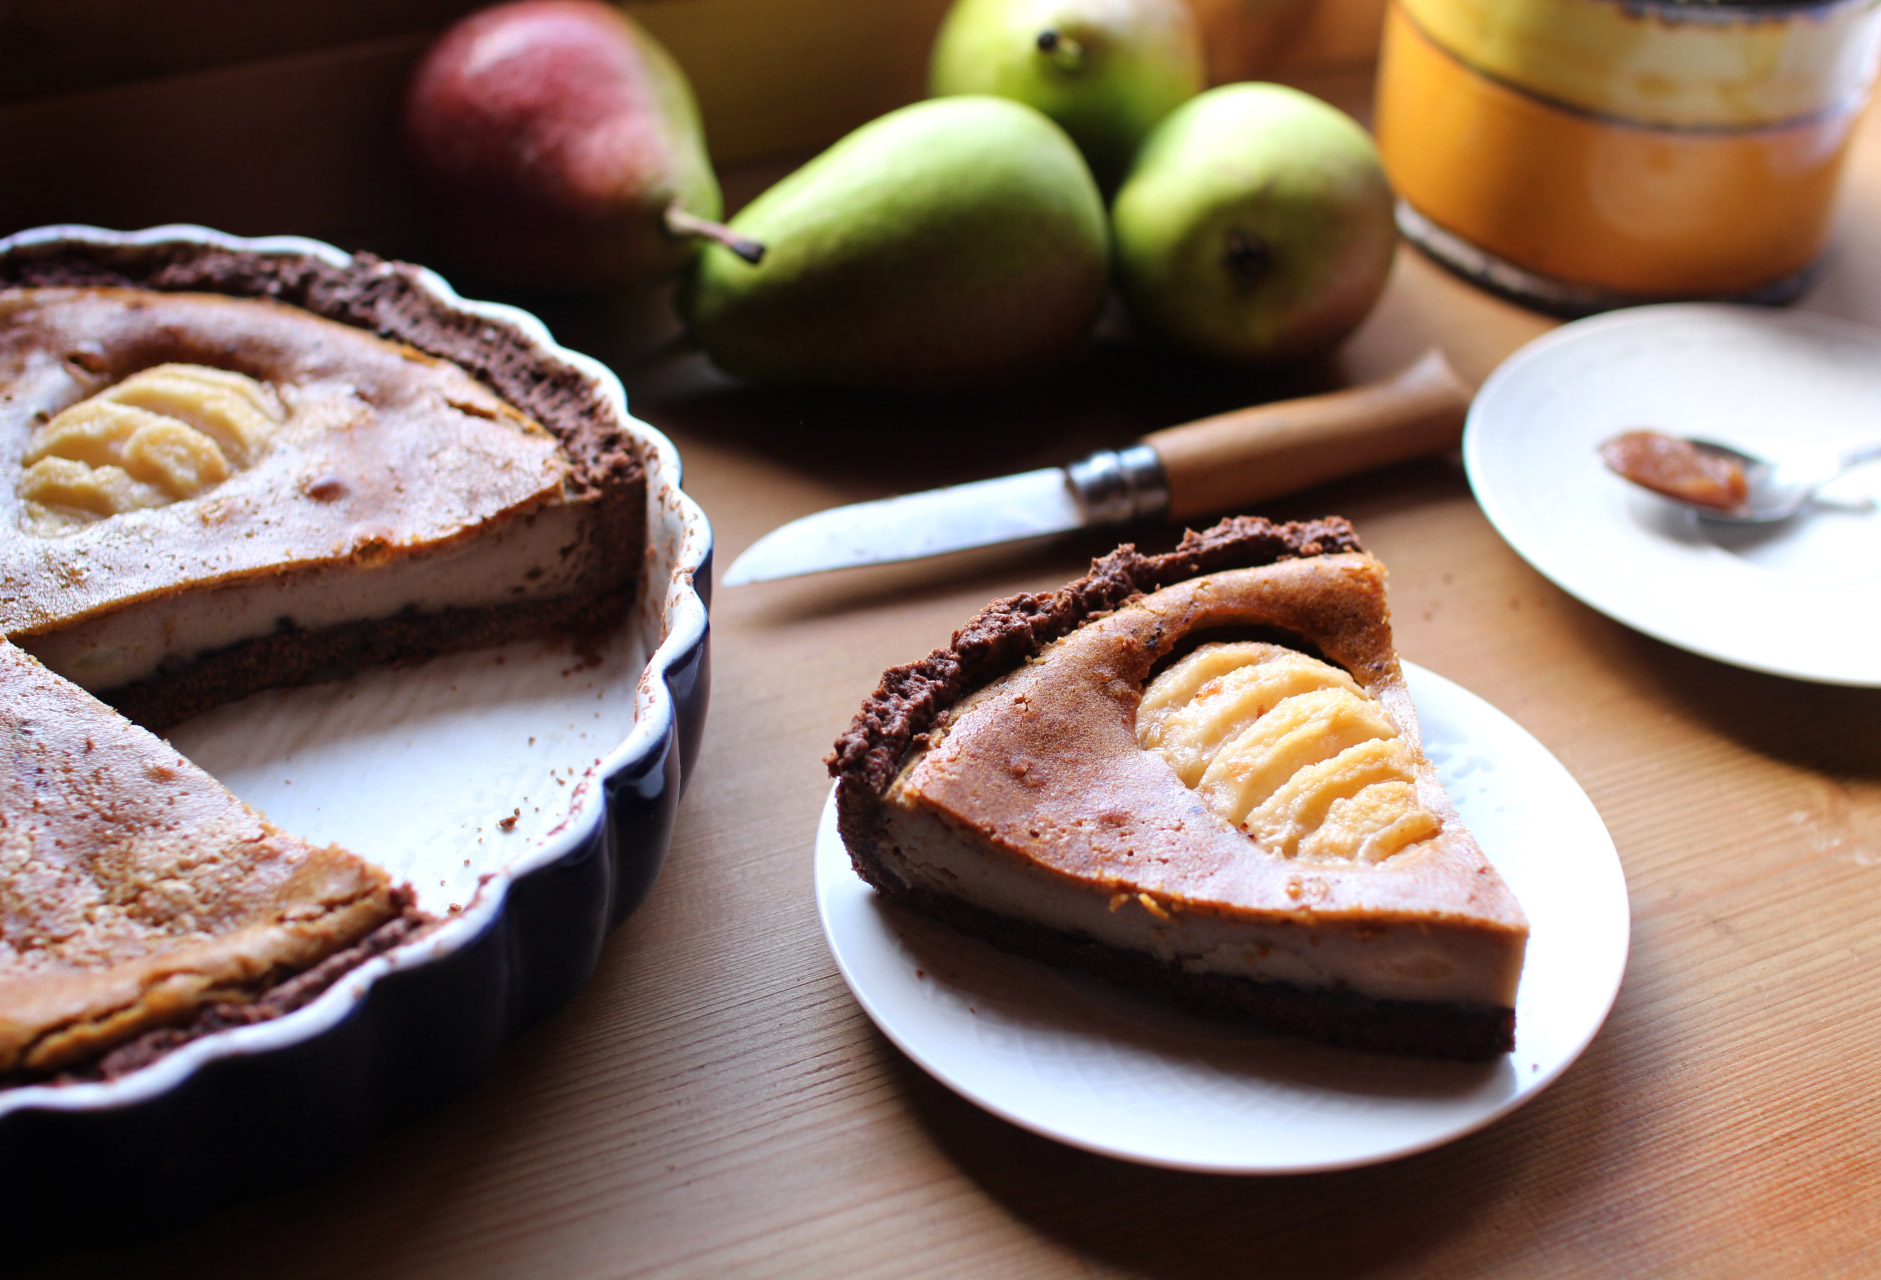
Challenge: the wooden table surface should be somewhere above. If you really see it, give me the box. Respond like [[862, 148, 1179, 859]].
[[49, 82, 1881, 1280]]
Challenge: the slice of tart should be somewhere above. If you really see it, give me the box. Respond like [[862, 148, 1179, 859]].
[[0, 639, 418, 1078], [830, 517, 1528, 1060], [0, 267, 642, 729]]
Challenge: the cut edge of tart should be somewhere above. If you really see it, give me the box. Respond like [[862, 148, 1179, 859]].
[[829, 516, 1528, 1061], [0, 239, 647, 730]]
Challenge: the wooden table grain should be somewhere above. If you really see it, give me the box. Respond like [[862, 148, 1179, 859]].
[[44, 87, 1881, 1280]]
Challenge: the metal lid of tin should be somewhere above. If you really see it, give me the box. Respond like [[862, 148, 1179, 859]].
[[1398, 0, 1881, 129]]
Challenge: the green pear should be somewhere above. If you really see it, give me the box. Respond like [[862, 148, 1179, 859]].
[[929, 0, 1203, 192], [1111, 84, 1398, 365], [679, 97, 1109, 394]]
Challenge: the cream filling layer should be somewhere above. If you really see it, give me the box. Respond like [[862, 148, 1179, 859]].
[[13, 502, 596, 691], [879, 780, 1523, 1008]]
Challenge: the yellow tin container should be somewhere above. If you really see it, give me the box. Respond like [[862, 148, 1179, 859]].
[[1375, 0, 1881, 310]]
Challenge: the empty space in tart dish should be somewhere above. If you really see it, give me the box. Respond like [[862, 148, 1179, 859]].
[[1137, 641, 1441, 864], [166, 621, 647, 917]]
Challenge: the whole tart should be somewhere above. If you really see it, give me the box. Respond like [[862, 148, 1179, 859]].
[[831, 516, 1528, 1060], [0, 235, 648, 1078], [0, 238, 644, 728]]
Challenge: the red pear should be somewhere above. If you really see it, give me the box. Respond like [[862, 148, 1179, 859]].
[[403, 0, 754, 292]]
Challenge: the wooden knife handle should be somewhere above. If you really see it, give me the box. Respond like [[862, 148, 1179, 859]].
[[1142, 350, 1473, 523]]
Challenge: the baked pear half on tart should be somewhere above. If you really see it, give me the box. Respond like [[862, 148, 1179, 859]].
[[830, 517, 1528, 1060]]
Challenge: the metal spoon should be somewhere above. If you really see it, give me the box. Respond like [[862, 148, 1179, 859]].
[[1601, 431, 1881, 523]]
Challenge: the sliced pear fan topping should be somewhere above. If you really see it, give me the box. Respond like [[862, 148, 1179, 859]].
[[1137, 641, 1440, 862], [19, 364, 284, 532]]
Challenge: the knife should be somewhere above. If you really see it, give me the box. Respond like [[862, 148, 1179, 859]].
[[722, 350, 1471, 585]]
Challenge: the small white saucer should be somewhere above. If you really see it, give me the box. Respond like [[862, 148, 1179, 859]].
[[1467, 304, 1881, 687], [815, 663, 1629, 1174]]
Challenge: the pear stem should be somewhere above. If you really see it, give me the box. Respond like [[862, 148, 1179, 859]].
[[664, 205, 766, 265], [1035, 28, 1086, 72]]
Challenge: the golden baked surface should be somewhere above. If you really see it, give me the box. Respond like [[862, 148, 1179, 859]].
[[1139, 641, 1441, 863], [0, 640, 399, 1074], [0, 287, 568, 638], [897, 553, 1526, 931]]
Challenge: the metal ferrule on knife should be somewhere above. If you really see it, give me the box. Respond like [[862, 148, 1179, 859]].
[[1065, 444, 1170, 526]]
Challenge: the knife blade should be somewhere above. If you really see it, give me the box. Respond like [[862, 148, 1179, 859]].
[[723, 466, 1084, 585], [723, 350, 1470, 586]]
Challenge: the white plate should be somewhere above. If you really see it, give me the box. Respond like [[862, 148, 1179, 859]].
[[815, 663, 1629, 1174], [1466, 304, 1881, 687]]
